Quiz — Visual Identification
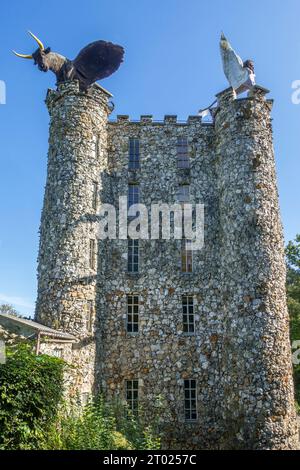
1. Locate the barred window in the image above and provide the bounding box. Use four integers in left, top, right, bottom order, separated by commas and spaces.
92, 181, 99, 211
129, 138, 140, 169
128, 239, 139, 273
182, 296, 195, 334
184, 379, 197, 421
127, 295, 139, 333
177, 184, 190, 203
177, 137, 190, 169
128, 184, 139, 209
89, 239, 96, 270
53, 348, 62, 358
126, 379, 139, 414
95, 135, 100, 158
181, 240, 193, 273
86, 300, 94, 332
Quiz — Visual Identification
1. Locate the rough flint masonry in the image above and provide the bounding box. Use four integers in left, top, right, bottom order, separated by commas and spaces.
34, 81, 299, 449
98, 198, 204, 250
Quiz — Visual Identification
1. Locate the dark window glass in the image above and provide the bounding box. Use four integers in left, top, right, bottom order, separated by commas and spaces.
129, 138, 140, 169
181, 240, 193, 273
182, 296, 195, 333
177, 137, 190, 169
127, 295, 139, 333
184, 379, 197, 421
128, 239, 139, 273
89, 239, 96, 270
128, 184, 140, 209
126, 380, 139, 414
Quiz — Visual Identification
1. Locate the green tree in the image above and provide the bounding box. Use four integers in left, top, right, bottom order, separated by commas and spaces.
286, 234, 300, 408
0, 303, 20, 316
0, 343, 65, 449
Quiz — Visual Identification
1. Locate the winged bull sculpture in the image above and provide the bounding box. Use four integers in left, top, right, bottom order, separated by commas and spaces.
199, 33, 256, 118
13, 31, 124, 90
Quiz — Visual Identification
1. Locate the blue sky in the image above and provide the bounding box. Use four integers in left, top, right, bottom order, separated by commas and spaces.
0, 0, 299, 316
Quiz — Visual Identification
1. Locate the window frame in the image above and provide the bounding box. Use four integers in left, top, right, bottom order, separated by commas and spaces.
128, 239, 139, 273
86, 300, 94, 333
128, 138, 140, 170
181, 240, 193, 273
92, 181, 99, 211
126, 379, 139, 415
177, 184, 190, 203
182, 295, 195, 334
177, 137, 190, 169
89, 238, 96, 270
128, 184, 140, 210
184, 379, 197, 422
127, 294, 139, 334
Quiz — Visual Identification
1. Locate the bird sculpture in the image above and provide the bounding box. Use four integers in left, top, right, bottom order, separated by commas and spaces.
199, 33, 256, 119
13, 31, 124, 90
220, 32, 255, 93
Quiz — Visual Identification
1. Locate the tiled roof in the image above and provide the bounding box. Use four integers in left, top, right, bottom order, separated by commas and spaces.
0, 313, 76, 341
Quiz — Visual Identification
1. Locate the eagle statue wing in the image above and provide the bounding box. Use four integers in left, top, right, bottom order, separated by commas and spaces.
73, 40, 124, 88
220, 34, 255, 92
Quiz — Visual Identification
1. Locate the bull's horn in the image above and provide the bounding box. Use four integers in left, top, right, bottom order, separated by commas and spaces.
13, 50, 33, 59
28, 30, 44, 51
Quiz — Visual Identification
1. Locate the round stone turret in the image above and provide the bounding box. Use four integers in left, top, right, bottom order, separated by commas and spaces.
35, 81, 112, 398
215, 86, 299, 449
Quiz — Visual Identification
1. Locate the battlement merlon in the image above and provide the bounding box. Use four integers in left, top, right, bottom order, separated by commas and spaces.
45, 80, 113, 114
216, 85, 273, 111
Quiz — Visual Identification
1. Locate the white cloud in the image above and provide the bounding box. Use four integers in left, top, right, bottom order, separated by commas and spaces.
0, 293, 34, 310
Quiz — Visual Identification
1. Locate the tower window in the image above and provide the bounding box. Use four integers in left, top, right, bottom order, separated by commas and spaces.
128, 240, 139, 273
184, 379, 197, 421
89, 239, 96, 270
129, 138, 140, 170
86, 300, 94, 332
95, 135, 100, 158
127, 295, 139, 333
177, 185, 190, 203
92, 181, 99, 211
177, 137, 190, 169
126, 379, 139, 414
181, 240, 193, 273
52, 348, 63, 358
182, 296, 195, 334
128, 184, 140, 210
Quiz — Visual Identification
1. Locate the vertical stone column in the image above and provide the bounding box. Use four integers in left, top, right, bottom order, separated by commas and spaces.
215, 86, 299, 449
35, 81, 111, 398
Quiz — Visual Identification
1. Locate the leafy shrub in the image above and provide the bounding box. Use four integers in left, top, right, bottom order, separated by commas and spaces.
286, 235, 300, 409
0, 343, 65, 449
43, 396, 161, 450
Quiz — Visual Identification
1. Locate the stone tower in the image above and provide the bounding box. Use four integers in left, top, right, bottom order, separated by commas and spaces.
214, 87, 299, 449
35, 80, 112, 397
35, 81, 298, 449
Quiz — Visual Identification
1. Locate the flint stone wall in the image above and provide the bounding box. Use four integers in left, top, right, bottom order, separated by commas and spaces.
35, 82, 299, 449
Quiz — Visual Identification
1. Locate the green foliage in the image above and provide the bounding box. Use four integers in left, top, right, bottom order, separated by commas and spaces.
286, 234, 300, 272
43, 397, 161, 450
0, 342, 161, 450
286, 235, 300, 408
0, 303, 20, 316
0, 343, 65, 449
